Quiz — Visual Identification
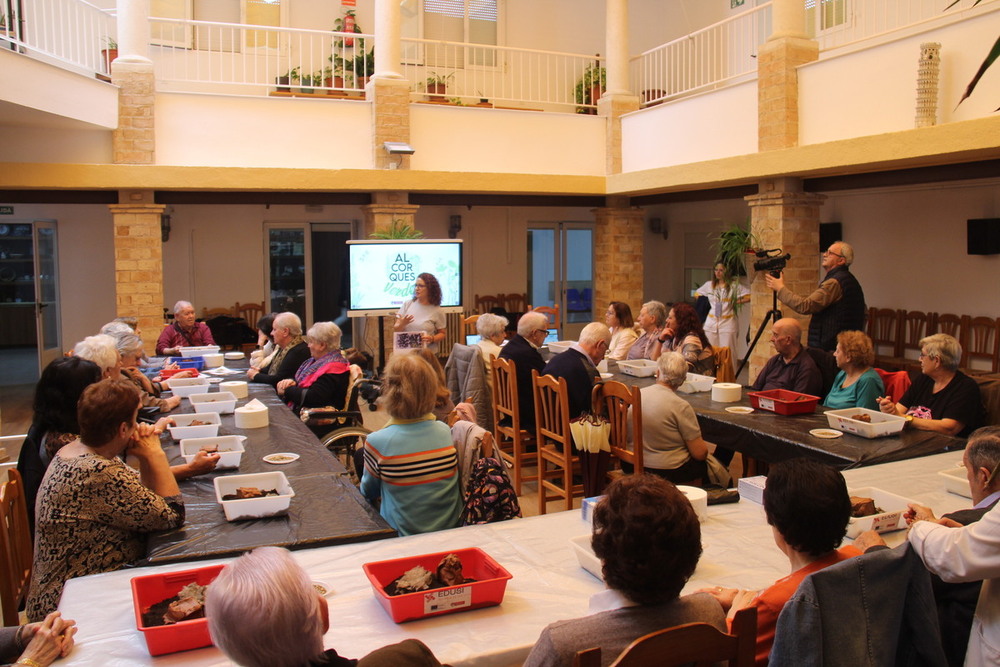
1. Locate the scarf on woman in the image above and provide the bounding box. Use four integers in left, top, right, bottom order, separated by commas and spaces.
294, 349, 350, 388
267, 334, 303, 375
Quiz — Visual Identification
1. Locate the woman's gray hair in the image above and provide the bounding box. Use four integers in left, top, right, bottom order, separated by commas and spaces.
274, 312, 303, 338
657, 351, 689, 388
921, 333, 962, 371
306, 321, 342, 351
112, 331, 144, 357
173, 300, 193, 315
206, 547, 324, 667
477, 312, 508, 339
100, 321, 133, 336
642, 301, 668, 328
73, 334, 120, 374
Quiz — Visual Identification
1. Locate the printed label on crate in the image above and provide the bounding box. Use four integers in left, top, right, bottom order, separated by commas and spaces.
871, 512, 901, 533
757, 397, 775, 412
424, 586, 471, 614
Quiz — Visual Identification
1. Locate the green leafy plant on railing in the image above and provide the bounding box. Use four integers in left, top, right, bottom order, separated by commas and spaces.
574, 63, 605, 113
370, 218, 423, 240
945, 0, 999, 110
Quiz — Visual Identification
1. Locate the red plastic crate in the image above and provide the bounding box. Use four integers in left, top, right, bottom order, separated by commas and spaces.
362, 547, 513, 623
131, 564, 224, 656
746, 389, 821, 415
160, 368, 200, 379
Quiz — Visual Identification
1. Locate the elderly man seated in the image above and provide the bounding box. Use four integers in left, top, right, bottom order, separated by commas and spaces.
750, 317, 823, 397
855, 426, 1000, 667
156, 300, 216, 356
541, 322, 611, 419
498, 310, 549, 431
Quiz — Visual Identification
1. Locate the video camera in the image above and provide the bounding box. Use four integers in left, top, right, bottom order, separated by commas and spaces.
752, 248, 791, 276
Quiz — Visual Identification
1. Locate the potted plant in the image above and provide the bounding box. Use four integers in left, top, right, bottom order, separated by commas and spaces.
573, 62, 605, 114
299, 70, 319, 94
424, 71, 454, 101
353, 48, 375, 89
101, 37, 118, 74
370, 218, 423, 240
276, 66, 299, 93
713, 223, 760, 313
328, 55, 347, 89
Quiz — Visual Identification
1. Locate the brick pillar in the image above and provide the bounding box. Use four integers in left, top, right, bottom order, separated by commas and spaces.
112, 60, 156, 164
598, 94, 641, 175
594, 199, 644, 318
745, 180, 825, 377
368, 78, 412, 170
109, 192, 165, 357
757, 36, 818, 151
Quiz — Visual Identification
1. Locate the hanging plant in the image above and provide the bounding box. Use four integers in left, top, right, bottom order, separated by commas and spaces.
370, 218, 423, 240
712, 223, 759, 313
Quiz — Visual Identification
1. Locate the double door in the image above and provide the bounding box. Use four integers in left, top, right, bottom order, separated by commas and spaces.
527, 222, 594, 340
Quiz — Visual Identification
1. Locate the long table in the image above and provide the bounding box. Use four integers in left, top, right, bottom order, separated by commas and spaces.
143, 362, 395, 565
607, 361, 963, 468
57, 450, 970, 666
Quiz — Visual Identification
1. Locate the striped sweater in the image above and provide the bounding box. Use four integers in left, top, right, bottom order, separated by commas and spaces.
360, 416, 462, 536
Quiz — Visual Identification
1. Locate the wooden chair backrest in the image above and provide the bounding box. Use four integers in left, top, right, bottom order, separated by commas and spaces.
934, 313, 964, 344
503, 292, 528, 313
900, 310, 933, 357
868, 308, 903, 357
202, 306, 235, 320
490, 357, 520, 436
532, 370, 571, 450
235, 301, 266, 327
464, 314, 480, 336
574, 606, 757, 667
529, 304, 561, 331
594, 381, 643, 474
714, 346, 736, 383
0, 468, 33, 626
965, 316, 1000, 373
475, 294, 503, 314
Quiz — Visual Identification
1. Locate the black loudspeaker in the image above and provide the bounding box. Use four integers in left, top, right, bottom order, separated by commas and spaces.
819, 222, 842, 252
968, 218, 1000, 255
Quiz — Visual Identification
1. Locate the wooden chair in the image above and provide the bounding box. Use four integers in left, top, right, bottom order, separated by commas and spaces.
874, 368, 912, 404
886, 309, 935, 372
574, 606, 757, 667
201, 306, 234, 320
714, 346, 736, 383
234, 301, 266, 328
532, 370, 582, 514
503, 292, 528, 314
529, 304, 561, 333
934, 312, 964, 344
964, 316, 1000, 374
867, 308, 903, 365
475, 294, 503, 314
463, 314, 480, 337
490, 357, 538, 496
594, 381, 643, 476
0, 468, 33, 626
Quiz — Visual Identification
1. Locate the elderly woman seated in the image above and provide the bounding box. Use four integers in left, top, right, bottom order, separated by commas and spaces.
476, 312, 509, 388
626, 300, 667, 360
26, 379, 185, 621
277, 321, 351, 415
72, 334, 121, 379
701, 458, 860, 664
206, 546, 444, 667
524, 475, 725, 666
623, 351, 716, 486
877, 333, 984, 437
824, 330, 884, 410
112, 331, 182, 413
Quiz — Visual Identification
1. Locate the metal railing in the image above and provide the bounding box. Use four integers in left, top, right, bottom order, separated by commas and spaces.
811, 0, 1000, 52
630, 3, 772, 107
399, 38, 604, 112
0, 0, 115, 75
149, 18, 374, 95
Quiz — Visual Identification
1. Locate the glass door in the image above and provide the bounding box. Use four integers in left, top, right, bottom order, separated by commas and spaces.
264, 224, 311, 327
34, 221, 60, 371
527, 222, 593, 340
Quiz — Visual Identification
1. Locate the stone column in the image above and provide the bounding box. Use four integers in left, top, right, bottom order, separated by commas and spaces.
598, 0, 640, 174
745, 179, 825, 377
369, 0, 411, 170
594, 198, 644, 317
757, 0, 817, 151
110, 191, 165, 357
373, 0, 403, 79
113, 0, 155, 164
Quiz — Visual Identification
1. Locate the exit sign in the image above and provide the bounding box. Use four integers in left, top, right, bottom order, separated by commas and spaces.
0, 206, 12, 215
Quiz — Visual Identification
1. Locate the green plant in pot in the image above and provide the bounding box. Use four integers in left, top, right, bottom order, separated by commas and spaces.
353, 47, 375, 89
712, 223, 760, 314
370, 218, 423, 240
101, 36, 118, 74
574, 63, 605, 114
424, 71, 455, 100
276, 66, 299, 92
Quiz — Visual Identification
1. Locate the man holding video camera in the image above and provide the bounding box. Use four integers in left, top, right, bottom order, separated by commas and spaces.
764, 241, 866, 352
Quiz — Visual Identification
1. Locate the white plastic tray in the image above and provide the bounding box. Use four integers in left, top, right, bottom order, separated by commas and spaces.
214, 472, 294, 521
569, 534, 603, 581
824, 408, 906, 439
845, 486, 917, 538
938, 466, 972, 499
179, 345, 220, 358
190, 391, 237, 414
618, 359, 657, 378
678, 372, 715, 394
168, 377, 211, 398
180, 435, 246, 469
167, 412, 221, 440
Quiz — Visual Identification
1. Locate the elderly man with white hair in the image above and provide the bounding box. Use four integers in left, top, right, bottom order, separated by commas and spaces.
498, 310, 550, 431
155, 300, 216, 356
206, 546, 445, 667
73, 334, 122, 379
541, 322, 611, 420
247, 311, 310, 387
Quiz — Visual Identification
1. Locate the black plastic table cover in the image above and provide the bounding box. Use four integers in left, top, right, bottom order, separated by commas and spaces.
606, 361, 962, 469
143, 363, 395, 565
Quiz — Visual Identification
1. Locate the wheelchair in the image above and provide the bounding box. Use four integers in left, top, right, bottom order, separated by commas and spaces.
300, 377, 381, 485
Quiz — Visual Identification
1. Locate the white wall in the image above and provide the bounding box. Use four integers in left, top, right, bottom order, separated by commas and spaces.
621, 80, 758, 173
410, 105, 605, 176
799, 10, 1000, 145
155, 93, 372, 168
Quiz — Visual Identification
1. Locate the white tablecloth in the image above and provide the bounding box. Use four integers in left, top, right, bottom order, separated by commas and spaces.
56, 450, 970, 666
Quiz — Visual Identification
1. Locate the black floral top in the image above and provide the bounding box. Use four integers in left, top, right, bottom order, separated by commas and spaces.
25, 453, 184, 621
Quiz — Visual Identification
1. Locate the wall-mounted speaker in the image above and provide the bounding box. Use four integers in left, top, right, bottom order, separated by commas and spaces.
968, 218, 1000, 255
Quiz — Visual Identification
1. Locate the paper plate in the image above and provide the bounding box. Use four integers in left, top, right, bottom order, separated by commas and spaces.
224, 352, 245, 360
725, 406, 754, 415
263, 452, 300, 464
311, 580, 333, 597
206, 377, 222, 384
810, 428, 843, 439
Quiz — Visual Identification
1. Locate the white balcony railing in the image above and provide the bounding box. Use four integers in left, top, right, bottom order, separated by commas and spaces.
811, 0, 1000, 53
1, 0, 115, 75
630, 3, 772, 107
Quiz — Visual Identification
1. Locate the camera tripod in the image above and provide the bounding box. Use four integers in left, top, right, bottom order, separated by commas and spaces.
734, 282, 783, 379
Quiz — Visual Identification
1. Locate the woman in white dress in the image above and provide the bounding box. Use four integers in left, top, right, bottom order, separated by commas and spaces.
695, 263, 750, 354
604, 301, 638, 361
